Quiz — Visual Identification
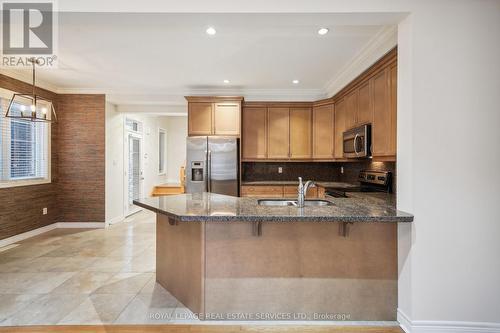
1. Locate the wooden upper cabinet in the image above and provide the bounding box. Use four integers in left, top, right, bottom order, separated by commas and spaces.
357, 81, 373, 125
267, 107, 290, 159
188, 102, 213, 135
344, 90, 357, 131
389, 64, 397, 154
334, 99, 346, 159
242, 107, 267, 159
214, 102, 240, 135
312, 104, 334, 159
372, 69, 393, 156
186, 97, 242, 136
289, 108, 312, 159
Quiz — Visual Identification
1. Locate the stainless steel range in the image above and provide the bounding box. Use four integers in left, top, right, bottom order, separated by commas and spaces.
325, 170, 392, 198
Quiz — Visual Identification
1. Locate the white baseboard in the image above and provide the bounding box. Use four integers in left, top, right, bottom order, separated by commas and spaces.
0, 223, 58, 248
106, 215, 125, 226
0, 222, 106, 249
56, 222, 106, 229
398, 309, 412, 333
398, 309, 500, 333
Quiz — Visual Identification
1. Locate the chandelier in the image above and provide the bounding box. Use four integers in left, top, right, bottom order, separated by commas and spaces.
5, 58, 57, 122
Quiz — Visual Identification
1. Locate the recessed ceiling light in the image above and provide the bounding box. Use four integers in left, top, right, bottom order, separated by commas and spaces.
318, 28, 329, 35
206, 27, 216, 35
223, 79, 230, 84
292, 79, 300, 84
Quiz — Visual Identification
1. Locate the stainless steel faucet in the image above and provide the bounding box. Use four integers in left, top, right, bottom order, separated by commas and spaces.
297, 177, 316, 208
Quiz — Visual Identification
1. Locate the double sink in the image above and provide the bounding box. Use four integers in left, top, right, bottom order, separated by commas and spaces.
258, 199, 333, 207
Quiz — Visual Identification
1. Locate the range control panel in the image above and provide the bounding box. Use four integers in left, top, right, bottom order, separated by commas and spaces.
358, 170, 391, 186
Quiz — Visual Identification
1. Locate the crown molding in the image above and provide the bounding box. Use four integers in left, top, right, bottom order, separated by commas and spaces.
323, 25, 397, 98
56, 88, 107, 94
0, 67, 60, 93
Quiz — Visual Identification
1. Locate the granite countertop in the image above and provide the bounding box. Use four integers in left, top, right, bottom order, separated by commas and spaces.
134, 192, 413, 223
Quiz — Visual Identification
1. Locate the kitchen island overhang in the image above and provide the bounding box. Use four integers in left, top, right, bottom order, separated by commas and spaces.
134, 193, 413, 321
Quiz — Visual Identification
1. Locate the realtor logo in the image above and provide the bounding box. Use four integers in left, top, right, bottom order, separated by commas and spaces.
3, 2, 53, 54
1, 1, 57, 67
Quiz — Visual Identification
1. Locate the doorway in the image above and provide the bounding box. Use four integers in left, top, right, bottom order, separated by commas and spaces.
124, 118, 144, 217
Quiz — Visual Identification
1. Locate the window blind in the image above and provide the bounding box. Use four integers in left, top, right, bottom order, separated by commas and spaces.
0, 88, 50, 184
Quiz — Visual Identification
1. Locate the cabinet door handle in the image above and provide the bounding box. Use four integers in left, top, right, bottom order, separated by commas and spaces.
354, 134, 359, 156
207, 150, 212, 192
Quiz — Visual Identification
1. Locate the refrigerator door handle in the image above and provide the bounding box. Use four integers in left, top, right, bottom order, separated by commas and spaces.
207, 150, 212, 193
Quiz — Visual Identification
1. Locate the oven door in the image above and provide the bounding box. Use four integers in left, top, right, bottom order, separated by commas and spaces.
343, 125, 370, 158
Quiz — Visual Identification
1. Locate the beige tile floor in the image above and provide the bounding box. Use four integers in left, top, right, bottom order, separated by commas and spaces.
0, 210, 197, 326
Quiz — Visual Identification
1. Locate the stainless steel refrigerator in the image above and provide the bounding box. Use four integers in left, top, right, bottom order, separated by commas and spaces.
185, 136, 239, 196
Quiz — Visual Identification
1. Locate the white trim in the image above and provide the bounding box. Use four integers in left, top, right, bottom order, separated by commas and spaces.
0, 178, 51, 189
0, 223, 57, 249
56, 222, 106, 229
0, 68, 59, 93
0, 222, 107, 248
397, 309, 500, 333
398, 308, 412, 333
106, 214, 125, 226
324, 25, 398, 97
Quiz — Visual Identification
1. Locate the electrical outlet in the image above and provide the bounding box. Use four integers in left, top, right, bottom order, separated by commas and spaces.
340, 166, 344, 174
278, 167, 283, 174
42, 208, 48, 215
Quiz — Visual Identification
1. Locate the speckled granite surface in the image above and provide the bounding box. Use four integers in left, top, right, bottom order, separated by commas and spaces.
134, 192, 413, 223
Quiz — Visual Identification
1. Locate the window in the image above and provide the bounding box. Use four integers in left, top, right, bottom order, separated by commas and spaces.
0, 88, 51, 188
158, 129, 166, 174
126, 118, 142, 133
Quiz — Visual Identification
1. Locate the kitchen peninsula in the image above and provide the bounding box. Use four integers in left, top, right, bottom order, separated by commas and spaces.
134, 193, 413, 321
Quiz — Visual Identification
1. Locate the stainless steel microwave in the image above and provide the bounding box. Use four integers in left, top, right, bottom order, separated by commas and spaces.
343, 124, 371, 158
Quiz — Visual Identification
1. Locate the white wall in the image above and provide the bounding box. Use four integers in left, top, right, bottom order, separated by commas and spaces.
396, 1, 500, 330
105, 102, 124, 223
166, 116, 187, 183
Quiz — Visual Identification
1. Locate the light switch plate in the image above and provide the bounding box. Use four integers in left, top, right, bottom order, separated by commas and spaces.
42, 208, 48, 215
278, 167, 283, 174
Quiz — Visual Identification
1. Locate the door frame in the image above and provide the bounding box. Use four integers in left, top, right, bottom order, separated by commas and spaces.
123, 118, 144, 217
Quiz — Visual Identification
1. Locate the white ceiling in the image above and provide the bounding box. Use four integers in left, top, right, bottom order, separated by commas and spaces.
4, 13, 402, 111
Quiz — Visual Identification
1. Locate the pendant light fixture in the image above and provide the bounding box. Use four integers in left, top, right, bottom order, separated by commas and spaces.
5, 57, 57, 122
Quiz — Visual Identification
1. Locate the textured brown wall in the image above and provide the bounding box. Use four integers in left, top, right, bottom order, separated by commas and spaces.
0, 74, 106, 240
57, 94, 105, 222
0, 74, 59, 240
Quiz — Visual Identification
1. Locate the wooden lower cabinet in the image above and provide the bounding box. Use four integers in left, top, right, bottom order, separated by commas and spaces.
241, 185, 324, 199
283, 186, 318, 198
241, 185, 283, 197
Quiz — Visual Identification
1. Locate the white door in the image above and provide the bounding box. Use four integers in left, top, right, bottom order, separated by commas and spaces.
125, 133, 143, 216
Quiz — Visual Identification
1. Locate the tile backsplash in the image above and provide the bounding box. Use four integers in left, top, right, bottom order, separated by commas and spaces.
242, 162, 337, 182
242, 161, 396, 192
